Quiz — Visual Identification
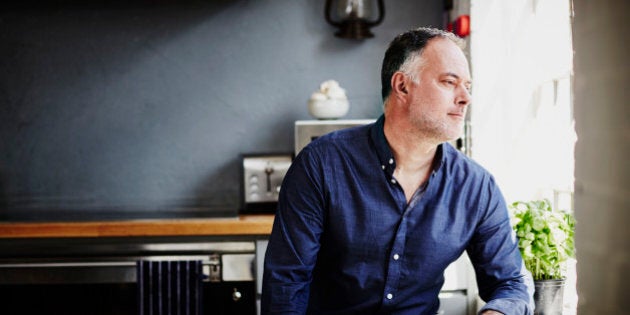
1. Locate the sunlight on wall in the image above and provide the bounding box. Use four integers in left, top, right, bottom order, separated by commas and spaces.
470, 0, 577, 313
470, 0, 575, 208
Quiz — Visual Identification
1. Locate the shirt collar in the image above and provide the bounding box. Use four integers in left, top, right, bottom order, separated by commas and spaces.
369, 114, 446, 177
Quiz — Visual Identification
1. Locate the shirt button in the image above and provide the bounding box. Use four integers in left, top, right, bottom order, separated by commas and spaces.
390, 179, 396, 184
386, 293, 393, 300
393, 254, 400, 260
388, 158, 394, 164
381, 165, 386, 170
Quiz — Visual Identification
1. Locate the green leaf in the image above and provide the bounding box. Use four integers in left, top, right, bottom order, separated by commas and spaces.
532, 217, 546, 231
508, 198, 575, 280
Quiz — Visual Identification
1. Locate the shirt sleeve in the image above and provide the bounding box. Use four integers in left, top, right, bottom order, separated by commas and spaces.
261, 147, 326, 315
467, 175, 535, 315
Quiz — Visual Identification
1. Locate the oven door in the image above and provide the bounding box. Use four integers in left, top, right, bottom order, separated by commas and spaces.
0, 240, 257, 315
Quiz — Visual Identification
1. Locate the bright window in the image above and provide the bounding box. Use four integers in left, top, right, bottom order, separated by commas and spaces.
470, 0, 576, 313
470, 0, 575, 206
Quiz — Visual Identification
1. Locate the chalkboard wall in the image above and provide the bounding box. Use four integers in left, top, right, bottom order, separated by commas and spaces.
0, 0, 442, 220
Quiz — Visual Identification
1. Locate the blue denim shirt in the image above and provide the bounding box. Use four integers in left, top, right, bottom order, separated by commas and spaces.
262, 115, 533, 315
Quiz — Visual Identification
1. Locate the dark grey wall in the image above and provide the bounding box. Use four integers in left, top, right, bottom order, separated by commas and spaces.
0, 0, 442, 220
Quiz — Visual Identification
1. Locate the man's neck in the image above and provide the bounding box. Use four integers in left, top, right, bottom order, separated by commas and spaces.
383, 117, 439, 171
383, 118, 439, 202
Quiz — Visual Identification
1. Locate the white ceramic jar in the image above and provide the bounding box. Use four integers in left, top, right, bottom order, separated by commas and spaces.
307, 80, 350, 119
308, 98, 350, 119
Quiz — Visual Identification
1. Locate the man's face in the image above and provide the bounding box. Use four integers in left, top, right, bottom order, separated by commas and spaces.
405, 38, 472, 142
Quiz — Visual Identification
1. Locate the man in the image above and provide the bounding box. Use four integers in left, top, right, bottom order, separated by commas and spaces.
262, 27, 533, 315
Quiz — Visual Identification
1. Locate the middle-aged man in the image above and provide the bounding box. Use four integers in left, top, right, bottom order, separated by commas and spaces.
262, 27, 534, 315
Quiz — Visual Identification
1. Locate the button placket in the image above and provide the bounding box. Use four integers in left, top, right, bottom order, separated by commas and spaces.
382, 214, 407, 305
388, 158, 396, 185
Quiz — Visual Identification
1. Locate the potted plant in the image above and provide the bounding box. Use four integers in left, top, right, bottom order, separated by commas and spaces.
509, 199, 575, 315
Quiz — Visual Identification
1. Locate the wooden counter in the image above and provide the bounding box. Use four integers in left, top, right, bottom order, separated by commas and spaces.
0, 214, 275, 239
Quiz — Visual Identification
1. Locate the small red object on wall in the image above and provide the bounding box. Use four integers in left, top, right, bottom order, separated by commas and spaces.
447, 15, 470, 38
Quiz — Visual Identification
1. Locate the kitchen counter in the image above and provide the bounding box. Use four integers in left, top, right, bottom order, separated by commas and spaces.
0, 214, 275, 239
0, 215, 274, 314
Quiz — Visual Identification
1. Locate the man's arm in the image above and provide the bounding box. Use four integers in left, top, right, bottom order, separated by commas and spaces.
261, 148, 326, 314
467, 176, 534, 315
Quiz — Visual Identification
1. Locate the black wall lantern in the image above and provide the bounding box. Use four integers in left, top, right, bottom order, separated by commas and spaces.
325, 0, 385, 39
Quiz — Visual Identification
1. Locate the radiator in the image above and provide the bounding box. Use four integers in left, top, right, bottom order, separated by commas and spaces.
137, 260, 203, 315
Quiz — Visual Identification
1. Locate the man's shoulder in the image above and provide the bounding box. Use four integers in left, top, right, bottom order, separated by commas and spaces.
308, 123, 373, 150
442, 143, 494, 179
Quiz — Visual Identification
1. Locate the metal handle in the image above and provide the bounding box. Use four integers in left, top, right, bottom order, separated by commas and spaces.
232, 288, 242, 302
264, 164, 274, 192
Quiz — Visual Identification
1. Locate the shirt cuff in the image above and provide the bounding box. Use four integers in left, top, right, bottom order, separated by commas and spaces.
478, 298, 533, 315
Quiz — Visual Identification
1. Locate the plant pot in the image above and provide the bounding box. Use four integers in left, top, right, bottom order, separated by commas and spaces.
534, 279, 565, 315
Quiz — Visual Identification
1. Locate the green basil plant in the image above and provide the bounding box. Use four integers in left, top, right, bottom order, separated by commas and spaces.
509, 199, 575, 280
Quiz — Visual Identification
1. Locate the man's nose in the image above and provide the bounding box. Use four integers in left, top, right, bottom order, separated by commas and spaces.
456, 86, 471, 106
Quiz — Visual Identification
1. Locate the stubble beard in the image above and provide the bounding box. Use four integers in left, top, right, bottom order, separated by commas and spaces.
411, 113, 464, 143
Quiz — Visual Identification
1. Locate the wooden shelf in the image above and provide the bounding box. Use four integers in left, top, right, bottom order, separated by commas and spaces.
0, 215, 275, 239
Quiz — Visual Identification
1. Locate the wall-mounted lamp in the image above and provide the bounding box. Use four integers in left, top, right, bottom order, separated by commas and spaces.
325, 0, 385, 39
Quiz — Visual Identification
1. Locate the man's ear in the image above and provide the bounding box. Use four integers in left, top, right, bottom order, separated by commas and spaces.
391, 72, 409, 97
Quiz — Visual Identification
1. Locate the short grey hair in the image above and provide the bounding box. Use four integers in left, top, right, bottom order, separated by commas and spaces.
380, 27, 465, 102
